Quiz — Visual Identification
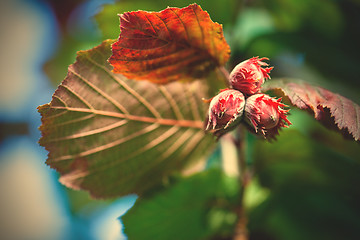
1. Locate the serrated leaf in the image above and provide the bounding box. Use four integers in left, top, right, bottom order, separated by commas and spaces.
122, 169, 240, 240
38, 40, 215, 198
262, 79, 360, 141
109, 3, 230, 84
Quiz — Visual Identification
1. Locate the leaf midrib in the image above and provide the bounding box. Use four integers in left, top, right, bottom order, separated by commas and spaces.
48, 106, 203, 129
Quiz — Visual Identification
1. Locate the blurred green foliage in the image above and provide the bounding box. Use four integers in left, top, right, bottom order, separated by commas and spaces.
251, 128, 360, 240
122, 168, 240, 240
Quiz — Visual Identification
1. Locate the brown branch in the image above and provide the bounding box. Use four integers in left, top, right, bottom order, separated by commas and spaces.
233, 206, 248, 240
233, 126, 249, 240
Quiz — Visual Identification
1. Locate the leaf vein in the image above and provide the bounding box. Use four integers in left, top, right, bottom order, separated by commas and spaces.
143, 13, 158, 36
159, 86, 184, 120
161, 128, 195, 159
120, 24, 168, 43
84, 53, 162, 118
191, 6, 205, 49
118, 41, 170, 51
113, 47, 190, 62
73, 125, 181, 176
52, 95, 68, 108
186, 85, 201, 121
174, 130, 206, 165
69, 68, 130, 114
51, 123, 160, 162
154, 12, 172, 39
130, 128, 194, 177
120, 53, 209, 75
47, 106, 204, 129
60, 84, 94, 109
169, 8, 190, 42
46, 113, 95, 128
47, 119, 128, 142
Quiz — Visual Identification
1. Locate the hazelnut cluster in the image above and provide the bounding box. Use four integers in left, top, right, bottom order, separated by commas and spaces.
205, 57, 291, 139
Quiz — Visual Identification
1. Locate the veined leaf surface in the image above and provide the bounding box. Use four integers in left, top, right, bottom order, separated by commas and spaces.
109, 3, 230, 83
38, 40, 215, 198
262, 79, 360, 141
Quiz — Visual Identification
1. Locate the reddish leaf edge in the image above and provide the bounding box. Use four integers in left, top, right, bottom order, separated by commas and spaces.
120, 3, 231, 65
109, 3, 230, 84
262, 79, 360, 141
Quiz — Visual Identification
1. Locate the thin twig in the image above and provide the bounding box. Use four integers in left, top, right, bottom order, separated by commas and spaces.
214, 66, 230, 89
219, 66, 230, 80
233, 126, 249, 240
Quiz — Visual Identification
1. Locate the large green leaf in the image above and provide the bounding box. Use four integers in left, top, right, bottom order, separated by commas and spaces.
122, 168, 240, 240
38, 40, 215, 198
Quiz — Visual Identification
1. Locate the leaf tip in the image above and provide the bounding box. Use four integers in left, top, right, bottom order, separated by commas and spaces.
37, 103, 50, 112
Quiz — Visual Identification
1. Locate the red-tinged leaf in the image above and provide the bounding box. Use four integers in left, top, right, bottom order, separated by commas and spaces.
109, 3, 230, 84
38, 40, 215, 198
262, 79, 360, 141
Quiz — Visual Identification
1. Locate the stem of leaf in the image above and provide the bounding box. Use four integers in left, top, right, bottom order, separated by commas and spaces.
219, 66, 230, 82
